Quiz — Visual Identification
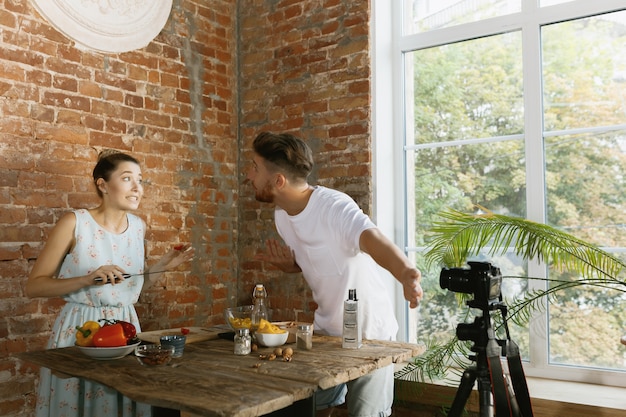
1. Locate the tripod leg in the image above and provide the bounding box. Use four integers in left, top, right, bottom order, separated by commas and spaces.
476, 372, 494, 417
447, 367, 477, 417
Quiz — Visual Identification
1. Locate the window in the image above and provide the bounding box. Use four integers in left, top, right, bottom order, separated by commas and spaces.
379, 0, 626, 387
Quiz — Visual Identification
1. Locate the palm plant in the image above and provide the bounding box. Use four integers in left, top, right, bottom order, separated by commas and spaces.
395, 207, 626, 383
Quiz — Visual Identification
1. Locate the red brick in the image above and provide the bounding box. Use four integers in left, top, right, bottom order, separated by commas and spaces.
1, 99, 29, 118
79, 81, 102, 98
45, 57, 91, 78
0, 225, 43, 243
88, 131, 129, 150
0, 118, 32, 137
57, 44, 82, 63
34, 123, 88, 144
56, 109, 82, 124
83, 115, 105, 131
0, 9, 17, 27
119, 51, 159, 69
93, 70, 137, 92
0, 61, 25, 82
125, 94, 144, 108
41, 92, 91, 112
103, 88, 124, 103
161, 72, 179, 88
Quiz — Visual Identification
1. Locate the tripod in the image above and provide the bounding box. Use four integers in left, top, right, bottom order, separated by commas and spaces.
447, 312, 500, 417
440, 262, 533, 417
446, 303, 529, 417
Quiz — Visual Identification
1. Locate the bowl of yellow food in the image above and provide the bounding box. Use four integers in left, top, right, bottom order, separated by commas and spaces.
255, 331, 288, 347
223, 305, 254, 331
255, 319, 288, 347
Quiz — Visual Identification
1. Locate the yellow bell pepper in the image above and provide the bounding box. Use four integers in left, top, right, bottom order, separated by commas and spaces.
75, 321, 101, 347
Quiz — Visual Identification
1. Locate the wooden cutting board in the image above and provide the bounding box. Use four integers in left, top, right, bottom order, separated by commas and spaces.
137, 326, 222, 344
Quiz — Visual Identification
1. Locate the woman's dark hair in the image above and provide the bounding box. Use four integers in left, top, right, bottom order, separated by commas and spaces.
92, 150, 140, 197
252, 132, 314, 181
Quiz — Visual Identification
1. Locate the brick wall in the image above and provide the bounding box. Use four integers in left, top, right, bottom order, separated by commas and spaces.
238, 0, 372, 322
0, 1, 238, 415
1, 0, 373, 415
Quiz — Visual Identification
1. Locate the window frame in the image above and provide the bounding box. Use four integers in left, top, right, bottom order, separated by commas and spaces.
373, 0, 626, 387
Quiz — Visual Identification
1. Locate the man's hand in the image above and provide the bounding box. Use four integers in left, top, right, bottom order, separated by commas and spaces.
254, 239, 302, 273
400, 267, 423, 309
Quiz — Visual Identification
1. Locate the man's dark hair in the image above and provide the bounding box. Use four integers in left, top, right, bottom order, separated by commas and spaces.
252, 132, 314, 181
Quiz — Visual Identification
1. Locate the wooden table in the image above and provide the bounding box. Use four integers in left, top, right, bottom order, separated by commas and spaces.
18, 334, 421, 417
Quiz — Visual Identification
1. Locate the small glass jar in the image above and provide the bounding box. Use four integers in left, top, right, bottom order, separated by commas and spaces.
296, 324, 312, 350
234, 328, 251, 355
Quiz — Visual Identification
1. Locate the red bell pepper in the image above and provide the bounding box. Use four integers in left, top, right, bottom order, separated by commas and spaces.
93, 321, 127, 347
117, 320, 137, 340
93, 319, 137, 347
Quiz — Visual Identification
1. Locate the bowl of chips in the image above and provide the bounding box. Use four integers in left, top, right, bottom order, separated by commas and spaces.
223, 305, 254, 331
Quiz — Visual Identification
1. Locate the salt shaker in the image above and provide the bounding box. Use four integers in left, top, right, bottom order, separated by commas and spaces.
296, 324, 312, 350
234, 328, 251, 355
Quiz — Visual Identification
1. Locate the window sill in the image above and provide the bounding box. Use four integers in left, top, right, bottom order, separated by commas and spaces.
394, 375, 626, 416
524, 376, 625, 413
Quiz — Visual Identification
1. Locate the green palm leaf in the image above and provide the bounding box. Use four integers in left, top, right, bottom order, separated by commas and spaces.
424, 207, 626, 282
399, 207, 626, 384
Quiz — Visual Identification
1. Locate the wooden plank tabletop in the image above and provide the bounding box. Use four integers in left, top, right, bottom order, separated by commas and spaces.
18, 335, 421, 417
137, 326, 222, 344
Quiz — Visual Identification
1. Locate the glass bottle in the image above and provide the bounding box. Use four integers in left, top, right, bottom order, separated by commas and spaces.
234, 328, 251, 355
296, 324, 312, 350
251, 283, 268, 332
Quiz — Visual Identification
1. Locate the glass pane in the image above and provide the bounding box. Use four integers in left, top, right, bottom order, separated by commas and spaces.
407, 31, 528, 356
544, 11, 626, 371
542, 11, 626, 132
545, 131, 626, 248
548, 260, 626, 370
410, 32, 524, 146
410, 140, 529, 356
545, 131, 626, 370
411, 141, 527, 242
405, 0, 521, 35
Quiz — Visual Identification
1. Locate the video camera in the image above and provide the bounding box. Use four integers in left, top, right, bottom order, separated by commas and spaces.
440, 261, 503, 310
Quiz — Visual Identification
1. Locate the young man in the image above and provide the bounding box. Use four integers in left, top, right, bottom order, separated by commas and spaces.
247, 131, 423, 417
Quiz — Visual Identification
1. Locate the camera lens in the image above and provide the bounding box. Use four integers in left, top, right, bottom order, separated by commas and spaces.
440, 267, 473, 294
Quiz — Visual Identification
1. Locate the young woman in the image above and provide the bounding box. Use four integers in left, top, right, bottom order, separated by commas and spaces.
27, 150, 193, 417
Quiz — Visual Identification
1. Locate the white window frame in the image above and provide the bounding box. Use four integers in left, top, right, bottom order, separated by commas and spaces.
372, 0, 626, 387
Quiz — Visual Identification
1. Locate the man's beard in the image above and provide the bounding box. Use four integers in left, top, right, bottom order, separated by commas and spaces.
254, 180, 274, 203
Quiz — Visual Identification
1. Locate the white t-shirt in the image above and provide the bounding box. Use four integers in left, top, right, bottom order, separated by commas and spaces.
275, 186, 398, 340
